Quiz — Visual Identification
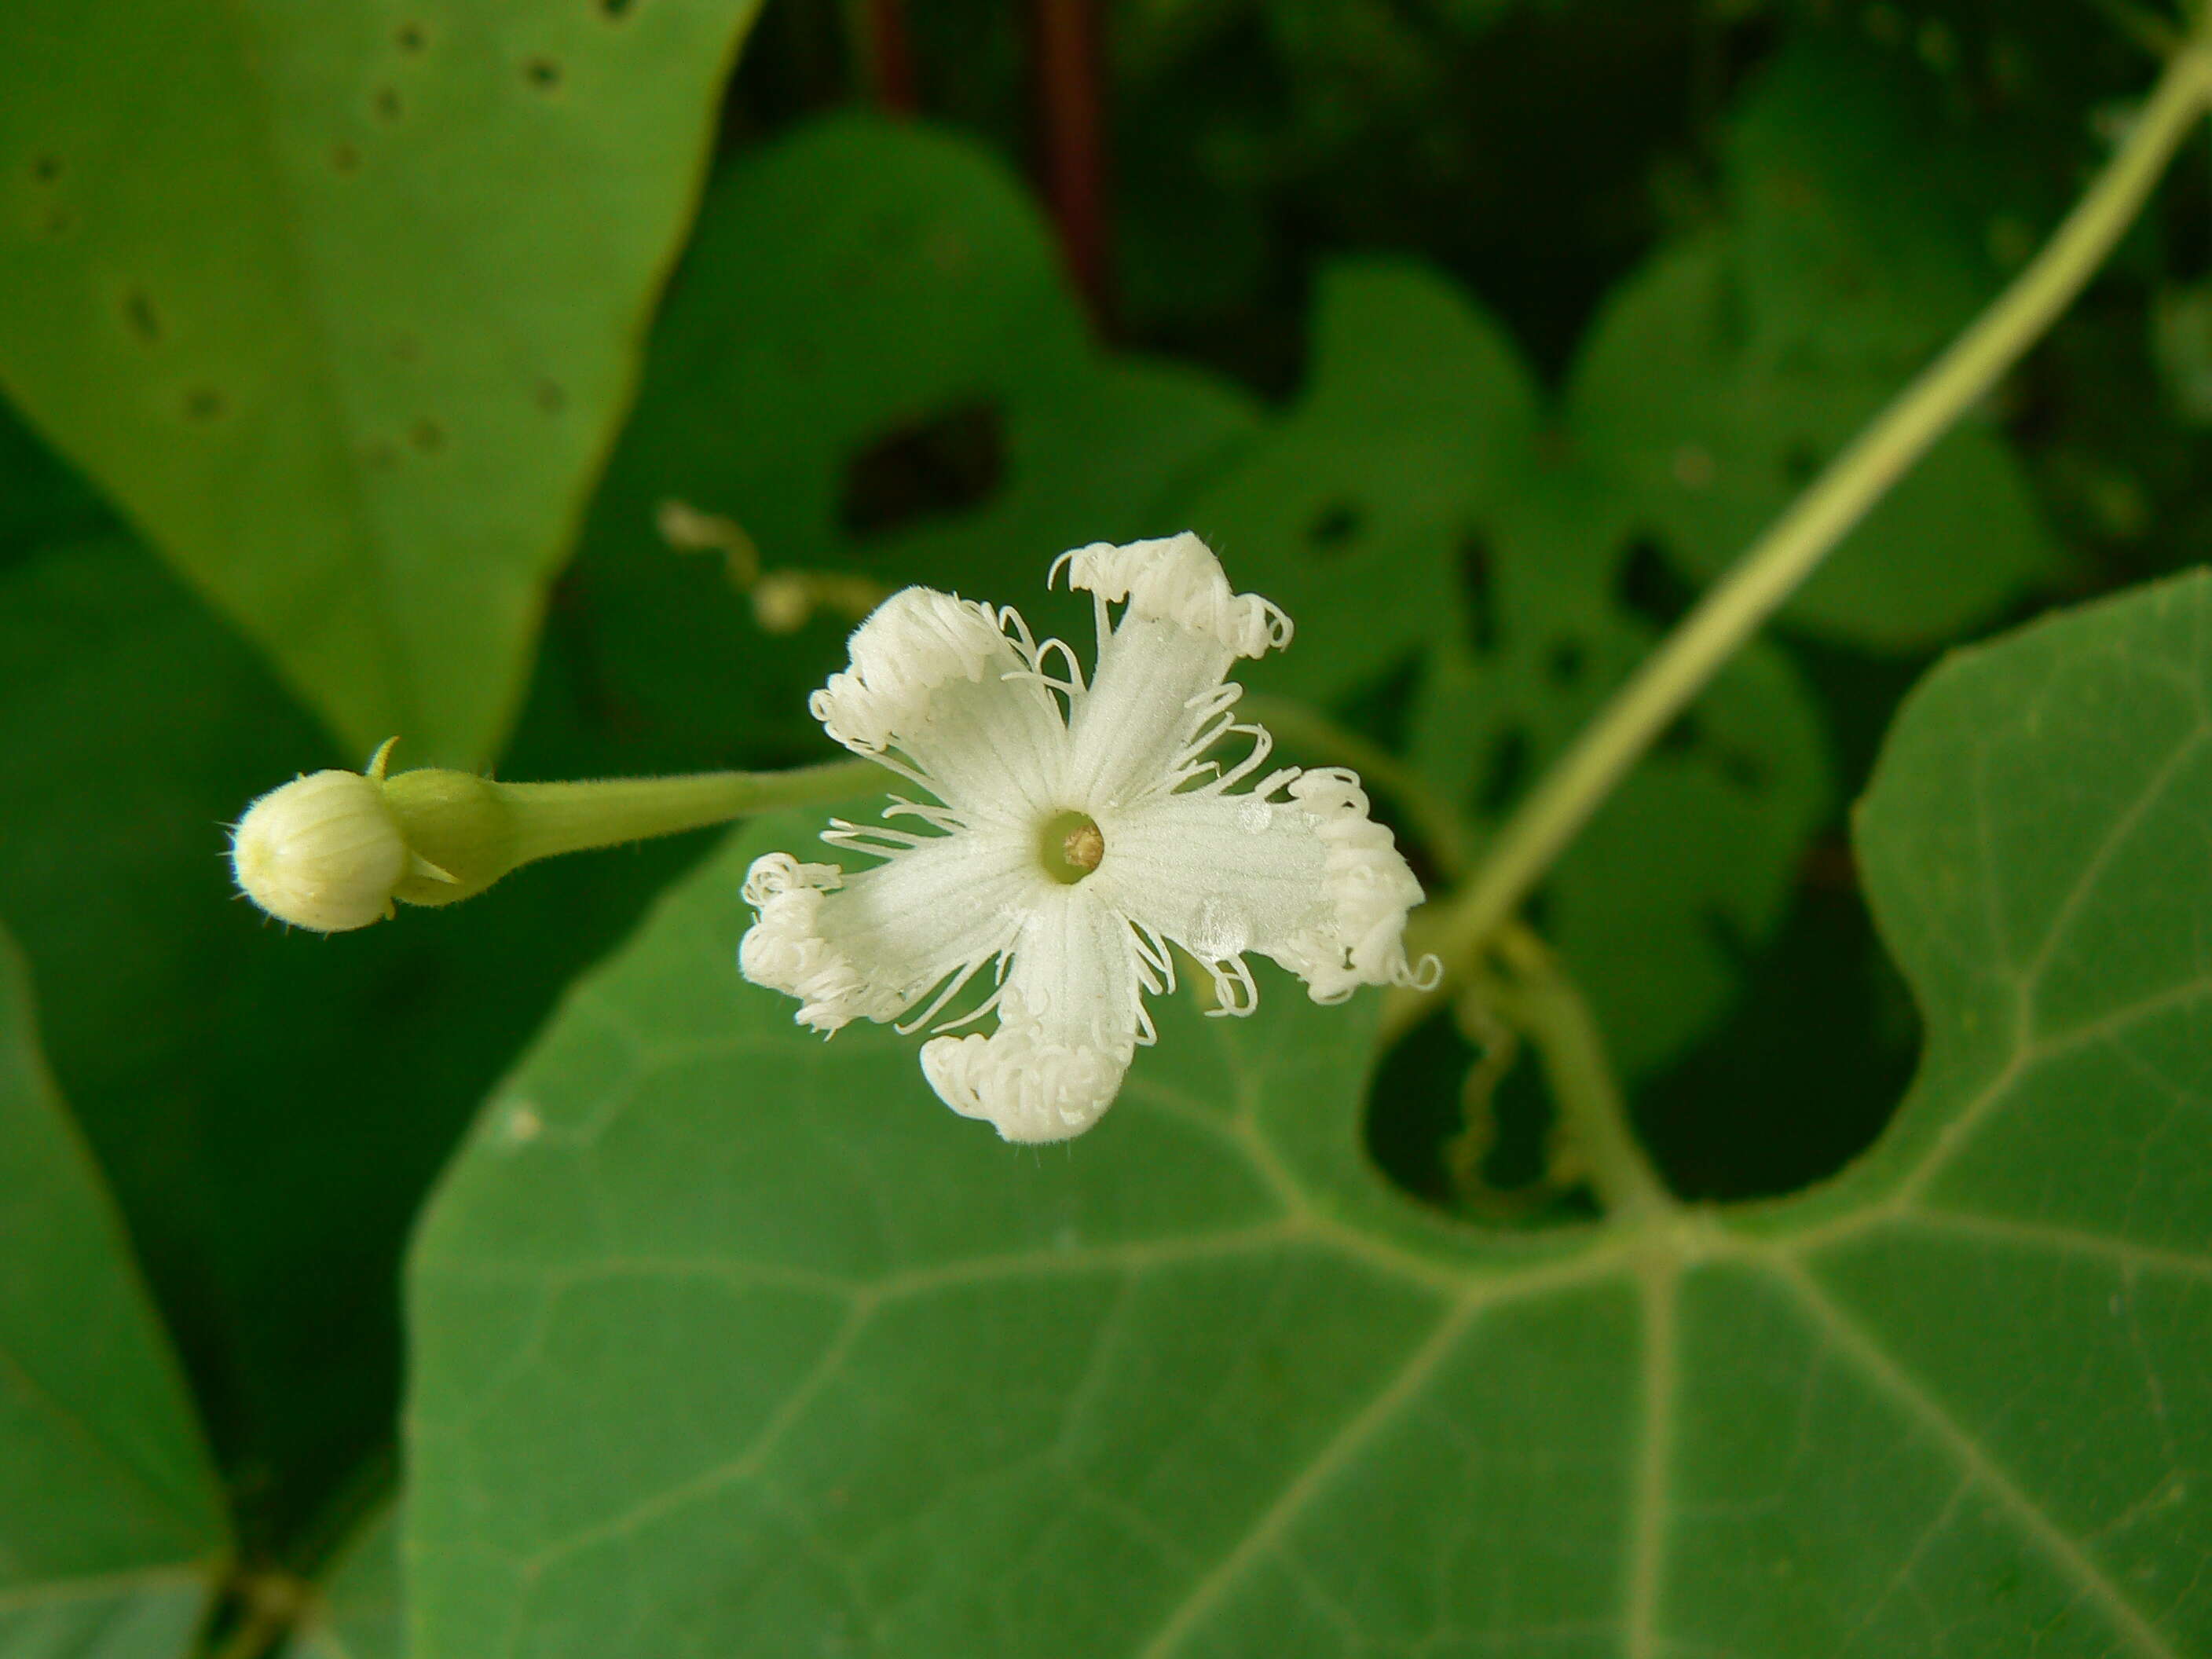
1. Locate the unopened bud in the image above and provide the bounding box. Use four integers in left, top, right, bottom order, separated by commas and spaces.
230, 770, 411, 932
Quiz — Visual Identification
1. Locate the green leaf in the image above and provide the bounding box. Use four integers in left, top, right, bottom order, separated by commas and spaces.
1571, 234, 2061, 651
0, 0, 767, 764
281, 1504, 401, 1659
1569, 31, 2069, 653
408, 571, 2211, 1655
1188, 260, 1829, 1074
564, 113, 1259, 756
0, 921, 228, 1657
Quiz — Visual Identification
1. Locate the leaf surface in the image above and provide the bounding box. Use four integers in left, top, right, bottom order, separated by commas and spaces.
0, 0, 766, 762
408, 570, 2212, 1656
0, 924, 227, 1658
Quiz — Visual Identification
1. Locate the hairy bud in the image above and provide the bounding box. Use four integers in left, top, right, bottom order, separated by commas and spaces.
230, 770, 411, 932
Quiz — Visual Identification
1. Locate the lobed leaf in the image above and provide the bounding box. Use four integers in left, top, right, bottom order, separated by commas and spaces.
406, 572, 2212, 1655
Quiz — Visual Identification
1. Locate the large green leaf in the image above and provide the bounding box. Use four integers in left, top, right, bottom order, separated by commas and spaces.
0, 924, 228, 1657
408, 572, 2211, 1657
0, 0, 766, 764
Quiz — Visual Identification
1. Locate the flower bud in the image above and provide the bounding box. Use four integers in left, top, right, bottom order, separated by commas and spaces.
230, 770, 410, 932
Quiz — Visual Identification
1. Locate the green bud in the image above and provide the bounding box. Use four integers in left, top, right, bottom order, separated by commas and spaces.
228, 742, 884, 933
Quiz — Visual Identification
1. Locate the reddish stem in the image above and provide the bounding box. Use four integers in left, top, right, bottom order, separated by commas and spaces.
1027, 0, 1114, 329
862, 0, 918, 116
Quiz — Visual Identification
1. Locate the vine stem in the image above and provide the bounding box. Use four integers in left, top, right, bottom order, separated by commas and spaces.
1487, 923, 1675, 1218
1415, 41, 2212, 986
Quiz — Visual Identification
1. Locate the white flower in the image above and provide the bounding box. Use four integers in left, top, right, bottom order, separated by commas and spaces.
738, 532, 1438, 1143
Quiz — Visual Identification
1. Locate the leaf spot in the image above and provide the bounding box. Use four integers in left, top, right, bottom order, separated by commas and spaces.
410, 418, 445, 454
395, 21, 429, 53
181, 386, 227, 423
372, 86, 403, 123
533, 379, 566, 414
1459, 531, 1501, 656
1306, 500, 1364, 555
600, 0, 636, 16
524, 57, 564, 92
123, 287, 163, 346
30, 153, 61, 184
331, 141, 361, 175
1546, 636, 1585, 689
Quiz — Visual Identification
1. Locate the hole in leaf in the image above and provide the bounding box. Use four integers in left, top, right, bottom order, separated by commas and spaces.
840, 401, 1004, 540
1475, 724, 1531, 819
1366, 1009, 1599, 1228
525, 57, 562, 90
372, 86, 402, 122
1306, 500, 1363, 555
123, 287, 162, 345
31, 154, 61, 183
395, 21, 427, 53
410, 419, 445, 454
1459, 531, 1502, 656
1545, 637, 1585, 689
1614, 537, 1692, 629
1637, 871, 1917, 1202
181, 387, 226, 423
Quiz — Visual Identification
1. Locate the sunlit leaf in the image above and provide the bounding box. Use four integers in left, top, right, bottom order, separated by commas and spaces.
0, 922, 227, 1658
0, 0, 767, 763
407, 569, 2212, 1655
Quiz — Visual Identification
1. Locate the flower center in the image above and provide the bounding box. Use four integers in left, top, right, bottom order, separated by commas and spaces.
1038, 809, 1104, 884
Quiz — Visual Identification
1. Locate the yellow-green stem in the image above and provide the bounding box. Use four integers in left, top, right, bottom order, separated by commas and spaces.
499, 760, 884, 866
1420, 40, 2212, 987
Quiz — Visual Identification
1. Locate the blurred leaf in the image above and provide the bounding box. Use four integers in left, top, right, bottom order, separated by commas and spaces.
1183, 261, 1539, 705
567, 113, 1259, 757
0, 923, 228, 1657
1572, 235, 2061, 649
0, 537, 705, 1547
280, 1504, 401, 1659
1187, 260, 1829, 1075
1725, 36, 2011, 368
407, 564, 2211, 1657
2151, 279, 2212, 424
0, 0, 767, 764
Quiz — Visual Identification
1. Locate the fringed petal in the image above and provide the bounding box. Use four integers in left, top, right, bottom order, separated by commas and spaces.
807, 587, 1067, 822
738, 826, 1042, 1034
920, 884, 1146, 1143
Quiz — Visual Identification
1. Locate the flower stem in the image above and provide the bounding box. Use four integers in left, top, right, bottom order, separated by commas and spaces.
500, 760, 885, 866
1420, 40, 2212, 980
